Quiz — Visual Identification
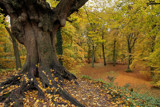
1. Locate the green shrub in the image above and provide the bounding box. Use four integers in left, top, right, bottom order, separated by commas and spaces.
106, 71, 119, 82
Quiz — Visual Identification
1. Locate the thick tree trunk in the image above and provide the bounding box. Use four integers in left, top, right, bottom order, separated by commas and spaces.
126, 33, 137, 72
127, 47, 132, 72
56, 28, 63, 65
0, 0, 88, 106
5, 27, 22, 70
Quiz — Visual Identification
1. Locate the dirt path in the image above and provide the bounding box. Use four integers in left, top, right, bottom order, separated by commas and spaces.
79, 63, 160, 98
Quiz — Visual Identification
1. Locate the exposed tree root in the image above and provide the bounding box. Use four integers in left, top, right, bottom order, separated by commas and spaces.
52, 65, 77, 80
0, 67, 84, 107
0, 75, 21, 87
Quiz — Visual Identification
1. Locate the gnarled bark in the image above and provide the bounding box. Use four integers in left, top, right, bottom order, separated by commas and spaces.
0, 0, 88, 106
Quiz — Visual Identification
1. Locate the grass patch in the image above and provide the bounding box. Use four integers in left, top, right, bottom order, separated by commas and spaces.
81, 75, 92, 80
94, 78, 107, 84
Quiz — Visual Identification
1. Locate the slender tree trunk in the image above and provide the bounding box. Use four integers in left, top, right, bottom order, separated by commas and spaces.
94, 47, 96, 63
56, 28, 63, 65
150, 35, 156, 77
5, 27, 21, 70
92, 44, 95, 68
102, 43, 106, 66
113, 39, 116, 66
101, 28, 106, 66
88, 44, 91, 63
128, 54, 132, 70
127, 43, 132, 72
3, 43, 7, 58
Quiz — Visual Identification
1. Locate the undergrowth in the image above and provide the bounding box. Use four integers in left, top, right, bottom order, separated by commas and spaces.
81, 75, 92, 80
81, 75, 160, 107
104, 82, 160, 107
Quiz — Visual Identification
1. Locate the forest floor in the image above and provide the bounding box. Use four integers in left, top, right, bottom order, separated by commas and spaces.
0, 70, 121, 107
78, 62, 160, 98
0, 62, 160, 106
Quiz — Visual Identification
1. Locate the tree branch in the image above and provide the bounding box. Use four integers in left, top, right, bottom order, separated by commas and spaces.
55, 0, 88, 26
147, 2, 160, 6
131, 38, 137, 50
68, 0, 88, 16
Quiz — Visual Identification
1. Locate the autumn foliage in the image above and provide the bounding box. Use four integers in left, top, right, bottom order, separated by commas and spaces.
0, 0, 160, 106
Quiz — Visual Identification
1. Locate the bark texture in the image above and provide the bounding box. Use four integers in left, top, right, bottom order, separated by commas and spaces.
0, 0, 88, 106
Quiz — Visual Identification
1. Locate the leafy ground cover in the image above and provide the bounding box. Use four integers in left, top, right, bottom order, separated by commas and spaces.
0, 69, 160, 107
81, 76, 160, 107
0, 70, 111, 107
79, 63, 160, 98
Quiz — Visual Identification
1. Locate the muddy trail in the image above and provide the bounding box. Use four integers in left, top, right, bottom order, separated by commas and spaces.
79, 63, 160, 98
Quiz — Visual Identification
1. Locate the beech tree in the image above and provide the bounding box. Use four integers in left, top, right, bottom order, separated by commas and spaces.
0, 0, 88, 106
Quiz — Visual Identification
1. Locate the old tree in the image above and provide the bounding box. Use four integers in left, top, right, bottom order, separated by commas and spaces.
0, 0, 88, 106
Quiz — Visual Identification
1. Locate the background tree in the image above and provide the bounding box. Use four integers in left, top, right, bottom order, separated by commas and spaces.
0, 15, 17, 69
5, 26, 22, 70
56, 28, 63, 65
